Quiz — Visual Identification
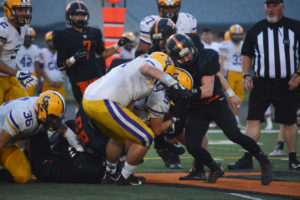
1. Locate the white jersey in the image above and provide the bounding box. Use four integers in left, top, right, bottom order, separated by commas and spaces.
139, 12, 197, 45
16, 44, 41, 73
134, 88, 170, 121
84, 56, 164, 107
202, 41, 220, 52
0, 17, 27, 76
40, 48, 63, 82
120, 47, 135, 60
0, 96, 43, 145
219, 41, 243, 72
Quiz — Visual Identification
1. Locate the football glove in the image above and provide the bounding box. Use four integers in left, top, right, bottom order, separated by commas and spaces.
167, 83, 192, 103
16, 70, 38, 89
117, 36, 130, 47
74, 48, 89, 62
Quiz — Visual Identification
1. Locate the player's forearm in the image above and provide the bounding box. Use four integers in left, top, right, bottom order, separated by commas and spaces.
242, 55, 252, 76
101, 46, 118, 59
34, 62, 42, 82
219, 56, 225, 75
57, 124, 84, 152
0, 60, 17, 76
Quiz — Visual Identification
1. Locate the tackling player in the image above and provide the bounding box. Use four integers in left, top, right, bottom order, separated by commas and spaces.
0, 0, 37, 105
83, 52, 190, 185
135, 0, 197, 56
0, 90, 83, 183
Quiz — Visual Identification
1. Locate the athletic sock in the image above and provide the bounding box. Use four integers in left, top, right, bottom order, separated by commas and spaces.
106, 161, 117, 174
276, 141, 284, 150
235, 116, 240, 124
121, 161, 137, 179
289, 152, 297, 162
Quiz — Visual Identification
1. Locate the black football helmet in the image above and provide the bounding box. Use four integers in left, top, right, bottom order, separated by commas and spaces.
66, 1, 89, 28
150, 18, 177, 51
166, 33, 196, 68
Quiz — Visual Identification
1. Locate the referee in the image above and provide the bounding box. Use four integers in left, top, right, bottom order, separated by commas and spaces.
228, 0, 300, 170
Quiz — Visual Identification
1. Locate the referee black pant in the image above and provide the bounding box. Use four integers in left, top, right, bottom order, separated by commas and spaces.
185, 99, 266, 170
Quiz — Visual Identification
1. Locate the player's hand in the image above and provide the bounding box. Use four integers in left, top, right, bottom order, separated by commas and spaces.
117, 37, 130, 47
243, 76, 253, 92
74, 48, 89, 62
167, 83, 192, 103
228, 95, 242, 110
288, 73, 300, 91
16, 70, 38, 89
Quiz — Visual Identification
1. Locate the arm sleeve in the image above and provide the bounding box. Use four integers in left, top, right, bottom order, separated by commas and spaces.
241, 30, 255, 57
139, 16, 157, 45
189, 14, 198, 34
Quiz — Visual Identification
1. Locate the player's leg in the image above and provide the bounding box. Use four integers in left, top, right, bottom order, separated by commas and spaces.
0, 145, 31, 183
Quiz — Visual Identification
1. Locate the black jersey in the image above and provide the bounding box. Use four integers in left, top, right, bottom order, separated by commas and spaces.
185, 49, 225, 105
53, 27, 105, 82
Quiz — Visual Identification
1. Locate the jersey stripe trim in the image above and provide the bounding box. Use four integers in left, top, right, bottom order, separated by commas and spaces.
145, 105, 165, 115
6, 116, 18, 134
104, 100, 152, 146
0, 36, 7, 41
9, 111, 20, 130
139, 38, 151, 45
145, 60, 155, 66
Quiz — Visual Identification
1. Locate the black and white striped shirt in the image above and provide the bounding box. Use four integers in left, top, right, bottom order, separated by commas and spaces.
242, 17, 300, 79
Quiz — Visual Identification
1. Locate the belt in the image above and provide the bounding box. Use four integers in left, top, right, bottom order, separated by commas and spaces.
192, 94, 220, 105
256, 75, 290, 82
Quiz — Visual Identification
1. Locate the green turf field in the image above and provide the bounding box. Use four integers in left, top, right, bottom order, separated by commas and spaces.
1, 125, 299, 200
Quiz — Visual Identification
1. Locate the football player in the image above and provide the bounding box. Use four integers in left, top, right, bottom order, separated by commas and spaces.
16, 27, 42, 96
135, 0, 197, 57
0, 0, 37, 105
0, 90, 83, 183
40, 31, 65, 98
166, 33, 272, 185
83, 52, 190, 185
53, 1, 130, 104
219, 24, 244, 128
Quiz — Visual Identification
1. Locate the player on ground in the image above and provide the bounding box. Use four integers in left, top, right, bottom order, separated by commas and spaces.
0, 91, 83, 183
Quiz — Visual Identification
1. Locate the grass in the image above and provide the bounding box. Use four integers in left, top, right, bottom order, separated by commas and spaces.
1, 128, 299, 200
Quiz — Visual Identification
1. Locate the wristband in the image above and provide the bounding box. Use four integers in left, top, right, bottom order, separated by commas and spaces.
191, 87, 202, 98
113, 43, 120, 50
226, 88, 235, 97
160, 73, 178, 87
243, 74, 250, 79
69, 56, 76, 65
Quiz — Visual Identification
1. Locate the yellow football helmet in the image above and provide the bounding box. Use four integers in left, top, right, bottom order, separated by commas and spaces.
45, 31, 53, 41
173, 67, 193, 90
150, 51, 175, 76
35, 90, 66, 130
229, 24, 244, 35
122, 32, 136, 43
25, 27, 35, 37
157, 0, 181, 21
2, 0, 32, 26
224, 30, 230, 41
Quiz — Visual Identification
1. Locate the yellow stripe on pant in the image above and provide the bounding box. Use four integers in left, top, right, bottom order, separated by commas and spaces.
227, 70, 245, 100
0, 144, 31, 183
0, 76, 28, 106
82, 98, 154, 146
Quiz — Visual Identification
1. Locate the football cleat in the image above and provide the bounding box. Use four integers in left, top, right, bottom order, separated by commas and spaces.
179, 167, 206, 181
268, 148, 286, 157
260, 159, 273, 185
116, 174, 146, 186
205, 166, 224, 183
228, 156, 253, 170
289, 159, 300, 170
101, 171, 118, 184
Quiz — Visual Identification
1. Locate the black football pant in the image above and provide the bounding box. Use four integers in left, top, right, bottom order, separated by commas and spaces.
185, 99, 266, 170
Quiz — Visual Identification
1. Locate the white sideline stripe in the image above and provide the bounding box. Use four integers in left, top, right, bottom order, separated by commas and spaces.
209, 140, 263, 145
228, 193, 264, 200
208, 129, 300, 134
